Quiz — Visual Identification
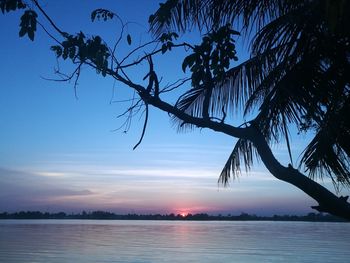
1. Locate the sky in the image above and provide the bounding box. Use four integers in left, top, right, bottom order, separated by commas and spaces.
0, 0, 347, 216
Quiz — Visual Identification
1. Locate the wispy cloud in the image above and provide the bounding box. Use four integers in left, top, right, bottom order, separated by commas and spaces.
0, 168, 94, 211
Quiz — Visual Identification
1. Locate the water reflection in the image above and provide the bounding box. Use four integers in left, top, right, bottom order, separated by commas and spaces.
0, 220, 349, 262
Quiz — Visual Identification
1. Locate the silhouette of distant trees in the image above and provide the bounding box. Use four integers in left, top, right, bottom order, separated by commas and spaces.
0, 211, 67, 219
0, 211, 345, 222
1, 0, 350, 219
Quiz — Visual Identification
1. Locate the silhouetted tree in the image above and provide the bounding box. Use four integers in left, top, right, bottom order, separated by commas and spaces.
1, 0, 349, 219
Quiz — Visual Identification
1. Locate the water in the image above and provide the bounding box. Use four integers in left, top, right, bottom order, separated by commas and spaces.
0, 220, 349, 262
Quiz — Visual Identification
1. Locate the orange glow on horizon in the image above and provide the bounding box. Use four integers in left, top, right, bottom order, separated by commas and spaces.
176, 207, 196, 217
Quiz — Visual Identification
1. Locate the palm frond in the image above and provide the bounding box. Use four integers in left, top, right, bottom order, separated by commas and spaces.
218, 138, 258, 186
149, 0, 302, 36
214, 50, 276, 115
251, 3, 309, 56
208, 47, 281, 118
171, 85, 206, 131
299, 88, 350, 188
171, 49, 277, 131
149, 0, 205, 36
300, 130, 350, 188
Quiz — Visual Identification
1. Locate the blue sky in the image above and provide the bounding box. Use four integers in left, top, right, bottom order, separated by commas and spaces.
0, 0, 347, 215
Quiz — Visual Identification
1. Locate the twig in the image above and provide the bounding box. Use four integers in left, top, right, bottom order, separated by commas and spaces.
36, 19, 61, 44
160, 77, 191, 93
133, 103, 149, 150
32, 0, 66, 37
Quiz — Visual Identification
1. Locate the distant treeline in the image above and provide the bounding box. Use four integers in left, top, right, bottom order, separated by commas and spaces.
0, 211, 346, 222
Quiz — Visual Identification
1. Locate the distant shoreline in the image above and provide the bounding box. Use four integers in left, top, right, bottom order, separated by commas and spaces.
0, 211, 347, 222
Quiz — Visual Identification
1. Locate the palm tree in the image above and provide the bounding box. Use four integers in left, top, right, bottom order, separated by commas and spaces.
149, 0, 350, 217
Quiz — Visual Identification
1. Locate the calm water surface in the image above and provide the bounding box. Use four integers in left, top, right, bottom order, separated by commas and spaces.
0, 220, 349, 262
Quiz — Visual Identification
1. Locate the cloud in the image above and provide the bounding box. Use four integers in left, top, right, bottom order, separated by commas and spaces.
0, 168, 94, 212
35, 171, 68, 177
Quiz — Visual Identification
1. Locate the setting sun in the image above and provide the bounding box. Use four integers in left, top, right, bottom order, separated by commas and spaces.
180, 212, 188, 217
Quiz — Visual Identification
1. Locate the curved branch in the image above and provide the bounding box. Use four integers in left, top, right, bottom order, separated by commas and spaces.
249, 125, 350, 220
32, 0, 66, 37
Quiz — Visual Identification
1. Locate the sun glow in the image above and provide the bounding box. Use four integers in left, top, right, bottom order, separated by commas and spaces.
180, 212, 188, 217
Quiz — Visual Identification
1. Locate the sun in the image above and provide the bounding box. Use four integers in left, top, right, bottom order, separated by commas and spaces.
180, 212, 188, 217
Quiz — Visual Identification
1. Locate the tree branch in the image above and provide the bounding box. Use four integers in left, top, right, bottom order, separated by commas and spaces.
32, 0, 66, 37
249, 125, 350, 220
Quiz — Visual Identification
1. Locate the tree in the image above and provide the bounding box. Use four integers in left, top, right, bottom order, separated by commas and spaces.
1, 0, 350, 219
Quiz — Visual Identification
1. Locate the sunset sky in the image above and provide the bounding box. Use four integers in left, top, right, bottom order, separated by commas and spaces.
0, 0, 347, 216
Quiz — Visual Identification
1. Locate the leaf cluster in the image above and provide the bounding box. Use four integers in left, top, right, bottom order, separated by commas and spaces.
1, 0, 38, 41
19, 10, 37, 41
159, 32, 179, 53
182, 24, 239, 87
51, 33, 110, 76
91, 8, 114, 22
0, 0, 26, 14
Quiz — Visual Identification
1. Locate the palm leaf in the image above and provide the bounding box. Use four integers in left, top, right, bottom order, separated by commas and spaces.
172, 85, 206, 131
149, 0, 301, 35
218, 138, 258, 186
300, 92, 350, 187
300, 130, 350, 188
149, 0, 204, 36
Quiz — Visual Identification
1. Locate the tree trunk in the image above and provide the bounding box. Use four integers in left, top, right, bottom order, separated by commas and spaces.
249, 126, 350, 220
145, 96, 350, 220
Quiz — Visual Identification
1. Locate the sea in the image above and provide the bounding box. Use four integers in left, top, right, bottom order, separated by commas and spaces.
0, 220, 349, 262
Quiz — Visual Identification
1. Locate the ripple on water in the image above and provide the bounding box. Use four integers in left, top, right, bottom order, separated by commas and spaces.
0, 220, 349, 263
